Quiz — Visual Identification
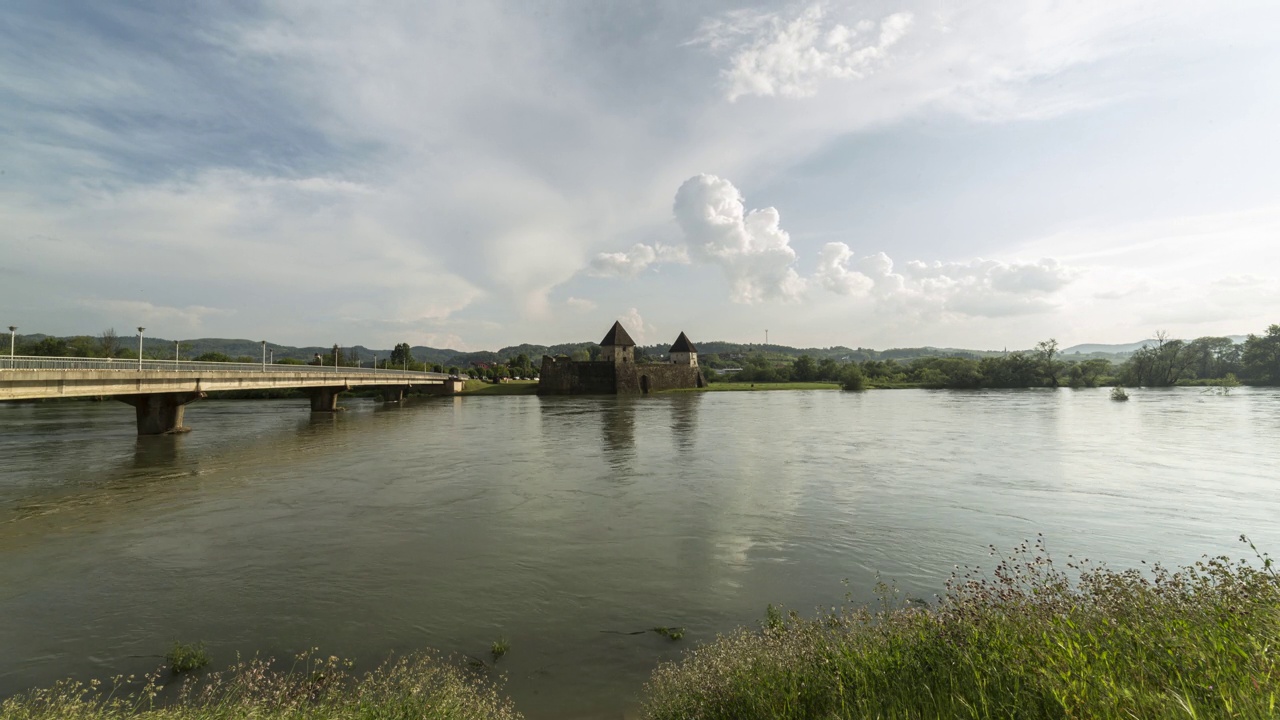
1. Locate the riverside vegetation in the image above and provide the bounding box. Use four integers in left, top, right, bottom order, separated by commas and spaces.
4, 541, 1277, 720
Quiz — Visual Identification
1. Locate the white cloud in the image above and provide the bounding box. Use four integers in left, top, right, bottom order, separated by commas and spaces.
590, 243, 689, 277
814, 242, 874, 295
673, 174, 805, 303
566, 296, 597, 312
619, 308, 655, 345
80, 299, 234, 330
695, 6, 914, 101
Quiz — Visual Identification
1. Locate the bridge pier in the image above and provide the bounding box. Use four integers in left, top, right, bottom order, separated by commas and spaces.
380, 386, 410, 403
117, 392, 205, 435
307, 387, 347, 412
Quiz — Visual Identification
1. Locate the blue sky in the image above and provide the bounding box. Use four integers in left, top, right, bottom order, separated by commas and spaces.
3, 1, 1278, 351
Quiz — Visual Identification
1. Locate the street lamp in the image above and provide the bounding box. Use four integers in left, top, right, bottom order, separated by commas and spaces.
174, 340, 180, 363
8, 326, 15, 366
269, 349, 274, 365
137, 327, 145, 371
261, 341, 267, 371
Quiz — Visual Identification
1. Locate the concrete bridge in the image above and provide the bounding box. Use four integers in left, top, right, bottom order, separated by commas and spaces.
0, 357, 464, 434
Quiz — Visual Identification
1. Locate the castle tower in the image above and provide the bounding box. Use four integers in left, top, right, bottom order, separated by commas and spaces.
669, 331, 698, 367
599, 321, 636, 364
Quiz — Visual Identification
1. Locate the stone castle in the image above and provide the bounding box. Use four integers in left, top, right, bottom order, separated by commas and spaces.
538, 321, 706, 395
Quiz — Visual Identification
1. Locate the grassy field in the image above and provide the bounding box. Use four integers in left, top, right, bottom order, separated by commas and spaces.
673, 381, 841, 392
459, 380, 539, 396
643, 538, 1280, 720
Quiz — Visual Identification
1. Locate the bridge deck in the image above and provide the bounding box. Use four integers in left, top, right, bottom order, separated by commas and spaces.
0, 357, 450, 401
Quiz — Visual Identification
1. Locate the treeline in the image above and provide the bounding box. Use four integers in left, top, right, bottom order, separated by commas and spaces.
719, 324, 1280, 389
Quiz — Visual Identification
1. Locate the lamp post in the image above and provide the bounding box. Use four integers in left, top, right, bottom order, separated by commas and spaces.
137, 327, 145, 371
373, 354, 377, 372
8, 326, 15, 366
261, 341, 267, 371
174, 340, 179, 363
269, 349, 274, 365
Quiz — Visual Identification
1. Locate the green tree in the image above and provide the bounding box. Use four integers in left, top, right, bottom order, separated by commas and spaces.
1035, 339, 1063, 387
98, 328, 120, 358
389, 343, 414, 369
792, 354, 818, 382
1241, 324, 1280, 384
816, 358, 840, 381
194, 352, 234, 362
1119, 332, 1194, 387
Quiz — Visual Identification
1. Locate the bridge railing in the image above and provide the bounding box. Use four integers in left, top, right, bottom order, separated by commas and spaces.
0, 356, 450, 378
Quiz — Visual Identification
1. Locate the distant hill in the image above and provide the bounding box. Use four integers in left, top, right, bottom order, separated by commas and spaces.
13, 331, 1253, 368
1062, 336, 1247, 357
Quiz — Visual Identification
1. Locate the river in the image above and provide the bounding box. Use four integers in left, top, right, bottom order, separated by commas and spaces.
1, 387, 1277, 718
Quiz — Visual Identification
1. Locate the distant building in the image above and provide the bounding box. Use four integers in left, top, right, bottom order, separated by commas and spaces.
538, 321, 706, 395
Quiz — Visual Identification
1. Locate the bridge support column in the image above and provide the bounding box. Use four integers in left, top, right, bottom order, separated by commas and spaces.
380, 386, 409, 403
307, 387, 347, 412
422, 378, 466, 396
117, 392, 205, 435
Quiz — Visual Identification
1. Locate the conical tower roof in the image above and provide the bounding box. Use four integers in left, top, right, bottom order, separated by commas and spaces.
600, 321, 636, 347
668, 331, 697, 353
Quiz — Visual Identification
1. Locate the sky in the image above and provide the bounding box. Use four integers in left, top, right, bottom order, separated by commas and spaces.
2, 1, 1278, 352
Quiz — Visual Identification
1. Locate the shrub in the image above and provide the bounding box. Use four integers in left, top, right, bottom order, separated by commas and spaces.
165, 641, 209, 675
839, 364, 865, 392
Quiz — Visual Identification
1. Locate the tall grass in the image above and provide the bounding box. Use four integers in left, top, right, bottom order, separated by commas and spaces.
643, 537, 1280, 719
0, 650, 521, 720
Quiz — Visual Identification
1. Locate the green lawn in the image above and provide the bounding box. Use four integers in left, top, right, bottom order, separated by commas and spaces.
671, 381, 841, 392
460, 379, 539, 395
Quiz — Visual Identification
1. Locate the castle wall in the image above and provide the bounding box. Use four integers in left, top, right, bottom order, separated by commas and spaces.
617, 364, 705, 394
538, 356, 617, 395
538, 356, 705, 396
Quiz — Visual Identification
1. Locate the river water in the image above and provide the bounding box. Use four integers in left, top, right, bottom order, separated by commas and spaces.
1, 387, 1277, 718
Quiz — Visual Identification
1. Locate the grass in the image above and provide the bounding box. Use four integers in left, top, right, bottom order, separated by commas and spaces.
0, 650, 520, 720
490, 638, 509, 662
674, 382, 841, 392
165, 643, 209, 675
643, 537, 1280, 720
460, 380, 539, 396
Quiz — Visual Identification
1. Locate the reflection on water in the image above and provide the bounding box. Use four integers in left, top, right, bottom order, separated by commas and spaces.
600, 398, 636, 471
1, 389, 1278, 719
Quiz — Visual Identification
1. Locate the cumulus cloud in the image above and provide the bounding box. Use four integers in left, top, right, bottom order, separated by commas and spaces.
814, 242, 874, 295
691, 5, 914, 101
590, 243, 688, 277
619, 308, 655, 344
673, 174, 805, 303
588, 174, 1080, 319
818, 245, 1077, 317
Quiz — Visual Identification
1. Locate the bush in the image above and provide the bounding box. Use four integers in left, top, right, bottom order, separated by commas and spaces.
839, 364, 865, 392
166, 641, 209, 674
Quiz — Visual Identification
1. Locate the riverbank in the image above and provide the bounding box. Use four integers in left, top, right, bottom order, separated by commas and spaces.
644, 540, 1280, 720
5, 543, 1276, 720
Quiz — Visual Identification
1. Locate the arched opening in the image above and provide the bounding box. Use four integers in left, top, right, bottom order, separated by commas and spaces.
640, 375, 650, 394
